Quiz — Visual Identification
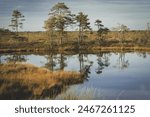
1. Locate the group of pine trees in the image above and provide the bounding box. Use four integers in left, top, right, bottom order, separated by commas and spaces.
9, 2, 109, 46
44, 3, 110, 46
9, 2, 150, 47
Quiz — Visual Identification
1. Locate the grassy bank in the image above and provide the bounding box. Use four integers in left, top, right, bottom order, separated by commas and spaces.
0, 63, 85, 99
0, 30, 150, 53
1, 44, 150, 53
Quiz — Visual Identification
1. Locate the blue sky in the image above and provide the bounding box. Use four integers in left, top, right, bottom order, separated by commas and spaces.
0, 0, 150, 31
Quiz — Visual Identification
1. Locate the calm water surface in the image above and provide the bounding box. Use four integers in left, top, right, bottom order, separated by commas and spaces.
1, 52, 150, 99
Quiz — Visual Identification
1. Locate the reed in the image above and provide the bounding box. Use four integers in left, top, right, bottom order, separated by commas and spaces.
0, 63, 84, 99
55, 87, 98, 100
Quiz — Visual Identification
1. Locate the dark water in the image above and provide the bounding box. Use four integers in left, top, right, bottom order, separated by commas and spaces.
1, 52, 150, 100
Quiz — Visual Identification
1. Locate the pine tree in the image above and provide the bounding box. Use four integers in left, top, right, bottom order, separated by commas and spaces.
76, 12, 91, 46
95, 19, 109, 45
9, 10, 25, 35
45, 3, 75, 46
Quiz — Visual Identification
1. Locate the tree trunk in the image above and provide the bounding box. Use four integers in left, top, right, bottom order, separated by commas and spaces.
78, 26, 81, 48
60, 29, 64, 46
60, 54, 64, 70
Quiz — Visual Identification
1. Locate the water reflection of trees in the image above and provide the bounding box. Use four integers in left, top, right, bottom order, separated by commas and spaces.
114, 52, 129, 70
44, 52, 146, 78
44, 53, 57, 71
137, 52, 147, 58
45, 53, 94, 79
96, 53, 110, 74
5, 55, 27, 64
78, 54, 93, 78
59, 54, 67, 70
0, 55, 2, 64
45, 53, 67, 71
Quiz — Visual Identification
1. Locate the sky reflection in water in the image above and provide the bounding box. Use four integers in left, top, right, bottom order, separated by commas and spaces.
1, 52, 150, 99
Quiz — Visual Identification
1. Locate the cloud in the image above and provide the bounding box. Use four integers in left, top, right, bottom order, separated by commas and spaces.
0, 0, 150, 30
14, 5, 24, 10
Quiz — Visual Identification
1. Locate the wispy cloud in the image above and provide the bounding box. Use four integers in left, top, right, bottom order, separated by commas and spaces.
0, 0, 150, 31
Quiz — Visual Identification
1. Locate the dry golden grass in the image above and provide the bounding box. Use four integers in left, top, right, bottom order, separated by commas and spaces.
19, 32, 48, 42
19, 31, 150, 42
0, 63, 84, 99
1, 30, 150, 53
55, 87, 98, 100
90, 46, 150, 52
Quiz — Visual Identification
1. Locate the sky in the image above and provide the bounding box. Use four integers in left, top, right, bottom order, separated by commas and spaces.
0, 0, 150, 31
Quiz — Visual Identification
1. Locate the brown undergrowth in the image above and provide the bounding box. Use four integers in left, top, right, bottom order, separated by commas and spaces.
0, 63, 84, 99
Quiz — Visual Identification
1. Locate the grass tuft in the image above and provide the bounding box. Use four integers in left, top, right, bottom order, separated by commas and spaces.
0, 63, 84, 99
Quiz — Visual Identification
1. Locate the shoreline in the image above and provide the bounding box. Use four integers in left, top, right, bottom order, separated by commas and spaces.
1, 46, 150, 53
0, 63, 85, 99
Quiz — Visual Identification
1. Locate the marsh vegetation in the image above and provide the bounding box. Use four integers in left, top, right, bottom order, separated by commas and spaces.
0, 62, 85, 99
0, 2, 150, 100
0, 52, 150, 99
